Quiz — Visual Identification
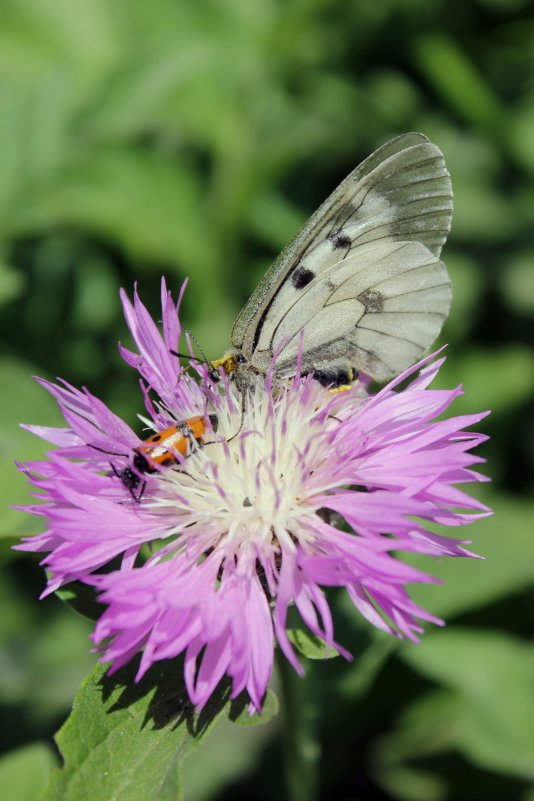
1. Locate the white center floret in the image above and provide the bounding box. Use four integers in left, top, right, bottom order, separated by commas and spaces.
146, 376, 338, 560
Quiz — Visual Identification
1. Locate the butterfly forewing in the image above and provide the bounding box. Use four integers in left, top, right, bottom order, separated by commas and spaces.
231, 132, 453, 381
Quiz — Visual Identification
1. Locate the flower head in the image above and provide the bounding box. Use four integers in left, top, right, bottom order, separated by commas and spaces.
17, 279, 491, 710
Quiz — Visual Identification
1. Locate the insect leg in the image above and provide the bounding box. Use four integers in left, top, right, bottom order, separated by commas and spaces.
225, 393, 246, 446
109, 462, 145, 504
134, 480, 147, 503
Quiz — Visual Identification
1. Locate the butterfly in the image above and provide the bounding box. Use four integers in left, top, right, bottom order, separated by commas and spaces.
212, 132, 452, 389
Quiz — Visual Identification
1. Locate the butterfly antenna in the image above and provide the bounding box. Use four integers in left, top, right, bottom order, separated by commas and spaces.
184, 329, 210, 366
169, 350, 197, 361
171, 331, 220, 383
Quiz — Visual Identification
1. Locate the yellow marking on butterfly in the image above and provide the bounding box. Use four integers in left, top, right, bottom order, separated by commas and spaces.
329, 384, 352, 394
211, 354, 238, 375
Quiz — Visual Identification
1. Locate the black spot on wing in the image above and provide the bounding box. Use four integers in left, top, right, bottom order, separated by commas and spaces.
291, 267, 315, 289
327, 230, 352, 249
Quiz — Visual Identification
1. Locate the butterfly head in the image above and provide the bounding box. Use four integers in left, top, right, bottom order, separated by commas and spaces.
210, 351, 247, 378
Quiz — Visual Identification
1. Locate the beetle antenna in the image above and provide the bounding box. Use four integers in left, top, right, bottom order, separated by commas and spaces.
88, 443, 129, 458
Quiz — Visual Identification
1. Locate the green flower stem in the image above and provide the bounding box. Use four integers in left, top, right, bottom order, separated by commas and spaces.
276, 651, 320, 801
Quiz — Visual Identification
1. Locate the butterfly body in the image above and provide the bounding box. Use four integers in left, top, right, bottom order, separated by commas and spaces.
213, 133, 453, 389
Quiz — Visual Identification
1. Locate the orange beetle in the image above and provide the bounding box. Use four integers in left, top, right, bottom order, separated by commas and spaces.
113, 414, 218, 502
136, 414, 218, 465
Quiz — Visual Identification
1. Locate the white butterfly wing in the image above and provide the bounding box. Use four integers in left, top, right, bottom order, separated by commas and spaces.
262, 240, 451, 380
232, 132, 452, 380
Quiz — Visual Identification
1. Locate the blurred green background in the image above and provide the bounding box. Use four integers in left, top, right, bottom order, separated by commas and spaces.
1, 0, 533, 799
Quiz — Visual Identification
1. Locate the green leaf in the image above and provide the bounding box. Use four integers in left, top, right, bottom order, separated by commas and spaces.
376, 689, 463, 762
55, 581, 106, 622
229, 688, 279, 726
0, 585, 95, 722
372, 690, 465, 801
0, 743, 56, 801
40, 658, 274, 801
375, 765, 447, 801
401, 629, 534, 779
287, 627, 339, 660
409, 494, 534, 619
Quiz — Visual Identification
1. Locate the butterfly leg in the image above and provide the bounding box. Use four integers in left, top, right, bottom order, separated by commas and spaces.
224, 393, 246, 446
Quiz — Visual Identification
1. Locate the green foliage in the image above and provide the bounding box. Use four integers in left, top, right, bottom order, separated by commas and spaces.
230, 689, 279, 727
373, 629, 534, 799
39, 660, 277, 801
0, 356, 63, 539
287, 626, 339, 660
0, 743, 56, 801
401, 630, 534, 778
55, 581, 107, 622
1, 0, 533, 799
409, 493, 534, 618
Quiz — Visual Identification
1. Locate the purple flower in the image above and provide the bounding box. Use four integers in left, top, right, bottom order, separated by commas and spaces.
16, 279, 491, 711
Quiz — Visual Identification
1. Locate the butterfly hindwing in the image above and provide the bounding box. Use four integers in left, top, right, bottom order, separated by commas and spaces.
266, 240, 451, 381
